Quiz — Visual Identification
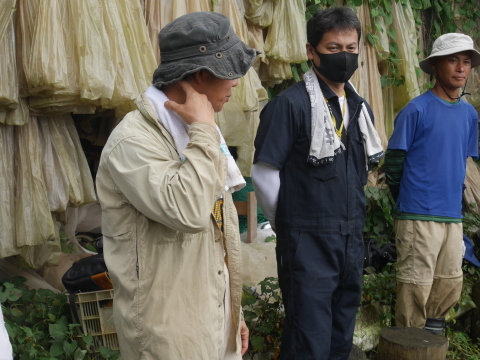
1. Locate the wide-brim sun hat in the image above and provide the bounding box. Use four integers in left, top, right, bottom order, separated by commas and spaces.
152, 12, 260, 87
419, 33, 480, 75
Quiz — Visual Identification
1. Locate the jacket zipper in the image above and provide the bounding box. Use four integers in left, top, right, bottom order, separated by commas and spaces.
135, 217, 140, 279
346, 102, 362, 223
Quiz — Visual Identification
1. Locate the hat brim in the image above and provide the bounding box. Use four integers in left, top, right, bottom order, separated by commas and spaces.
419, 47, 480, 75
152, 39, 259, 87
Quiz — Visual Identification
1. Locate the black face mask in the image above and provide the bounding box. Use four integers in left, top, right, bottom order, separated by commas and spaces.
313, 50, 359, 83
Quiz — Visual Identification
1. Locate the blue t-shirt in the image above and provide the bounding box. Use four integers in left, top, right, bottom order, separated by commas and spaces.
387, 90, 478, 218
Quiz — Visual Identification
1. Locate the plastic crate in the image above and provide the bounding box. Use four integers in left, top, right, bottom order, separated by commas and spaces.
72, 290, 119, 352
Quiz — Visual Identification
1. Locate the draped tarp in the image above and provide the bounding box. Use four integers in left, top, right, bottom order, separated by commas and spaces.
15, 0, 156, 118
143, 0, 212, 64
351, 3, 388, 148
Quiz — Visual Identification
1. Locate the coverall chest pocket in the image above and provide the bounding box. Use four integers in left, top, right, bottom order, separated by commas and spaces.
307, 160, 338, 182
350, 131, 368, 186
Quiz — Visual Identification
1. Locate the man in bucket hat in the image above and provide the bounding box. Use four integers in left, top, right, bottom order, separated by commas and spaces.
385, 33, 480, 334
96, 12, 258, 359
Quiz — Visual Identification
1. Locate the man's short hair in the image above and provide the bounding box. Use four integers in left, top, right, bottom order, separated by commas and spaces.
307, 7, 361, 49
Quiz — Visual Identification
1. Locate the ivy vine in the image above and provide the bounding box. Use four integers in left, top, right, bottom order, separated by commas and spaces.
293, 0, 480, 90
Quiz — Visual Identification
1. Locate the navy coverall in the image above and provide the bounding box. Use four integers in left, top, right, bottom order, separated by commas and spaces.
254, 77, 372, 360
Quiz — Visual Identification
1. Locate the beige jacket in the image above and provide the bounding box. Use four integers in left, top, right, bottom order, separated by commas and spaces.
96, 93, 243, 359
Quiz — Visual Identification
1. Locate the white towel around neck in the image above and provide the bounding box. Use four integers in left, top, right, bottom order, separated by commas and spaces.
303, 68, 384, 168
145, 85, 245, 193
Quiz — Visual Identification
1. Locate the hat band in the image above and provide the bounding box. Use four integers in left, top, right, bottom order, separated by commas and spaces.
161, 34, 240, 63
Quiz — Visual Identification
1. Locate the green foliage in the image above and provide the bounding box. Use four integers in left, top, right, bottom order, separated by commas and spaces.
1, 277, 120, 360
361, 264, 397, 326
264, 234, 277, 243
447, 331, 480, 359
242, 277, 284, 359
364, 184, 396, 244
463, 204, 480, 239
362, 264, 397, 308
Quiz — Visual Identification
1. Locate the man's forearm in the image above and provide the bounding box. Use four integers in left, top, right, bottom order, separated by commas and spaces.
251, 162, 280, 228
384, 148, 406, 202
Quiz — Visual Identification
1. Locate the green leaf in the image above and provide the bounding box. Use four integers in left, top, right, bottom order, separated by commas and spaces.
38, 289, 56, 299
351, 0, 363, 6
464, 19, 476, 32
410, 0, 422, 9
300, 62, 310, 73
422, 0, 431, 8
29, 347, 38, 358
445, 22, 457, 33
380, 75, 391, 87
49, 323, 67, 341
23, 289, 36, 303
385, 13, 393, 26
377, 6, 386, 17
63, 340, 78, 356
442, 2, 452, 18
387, 28, 396, 41
0, 291, 8, 303
4, 282, 14, 290
265, 235, 276, 243
10, 308, 22, 317
433, 21, 441, 37
374, 21, 384, 34
382, 0, 391, 12
371, 8, 379, 17
291, 65, 301, 83
389, 42, 398, 55
251, 335, 265, 352
8, 288, 22, 302
367, 33, 378, 46
21, 326, 34, 338
50, 342, 64, 357
82, 334, 93, 347
74, 348, 87, 360
98, 346, 120, 360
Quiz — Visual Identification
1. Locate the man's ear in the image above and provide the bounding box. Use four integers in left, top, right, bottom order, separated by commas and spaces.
192, 70, 213, 85
306, 43, 315, 61
186, 71, 211, 94
429, 58, 437, 73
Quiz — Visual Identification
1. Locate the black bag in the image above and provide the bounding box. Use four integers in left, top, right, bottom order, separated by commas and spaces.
62, 253, 108, 293
62, 253, 111, 325
363, 238, 397, 273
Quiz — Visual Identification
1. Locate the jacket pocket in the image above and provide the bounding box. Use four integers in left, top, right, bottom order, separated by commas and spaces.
308, 160, 338, 182
103, 231, 139, 281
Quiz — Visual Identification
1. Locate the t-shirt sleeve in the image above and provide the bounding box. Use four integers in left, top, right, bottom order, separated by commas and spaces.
387, 105, 418, 151
467, 110, 479, 158
254, 96, 297, 170
364, 102, 375, 126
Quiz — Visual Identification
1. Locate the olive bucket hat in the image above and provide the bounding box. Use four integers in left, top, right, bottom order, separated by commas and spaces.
419, 33, 480, 75
152, 12, 260, 87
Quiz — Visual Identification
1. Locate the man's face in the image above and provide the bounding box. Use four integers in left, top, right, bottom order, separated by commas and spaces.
431, 51, 472, 90
192, 71, 239, 112
307, 28, 359, 65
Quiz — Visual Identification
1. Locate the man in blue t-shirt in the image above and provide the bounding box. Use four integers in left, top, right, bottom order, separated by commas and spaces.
385, 33, 480, 334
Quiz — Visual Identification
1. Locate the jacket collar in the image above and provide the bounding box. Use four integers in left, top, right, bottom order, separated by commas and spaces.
134, 92, 177, 150
316, 74, 363, 104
